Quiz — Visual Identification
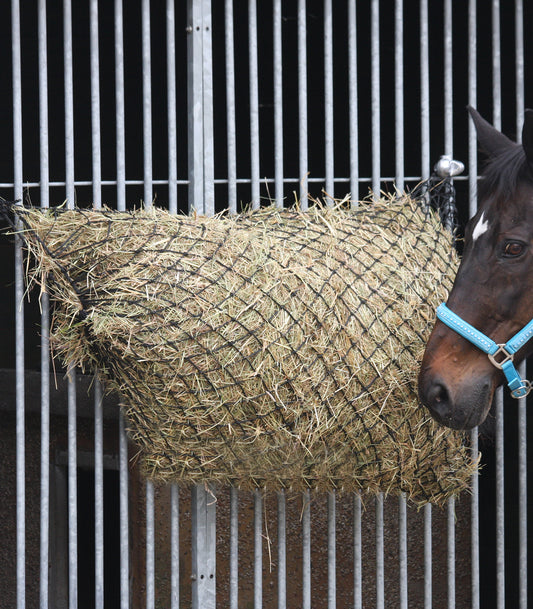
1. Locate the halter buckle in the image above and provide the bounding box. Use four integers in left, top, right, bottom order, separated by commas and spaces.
511, 379, 532, 399
488, 344, 514, 370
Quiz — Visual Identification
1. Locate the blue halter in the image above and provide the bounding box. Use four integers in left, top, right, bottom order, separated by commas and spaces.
436, 303, 533, 399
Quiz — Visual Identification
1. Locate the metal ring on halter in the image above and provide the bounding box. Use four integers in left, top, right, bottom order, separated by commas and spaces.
511, 379, 532, 399
487, 344, 514, 370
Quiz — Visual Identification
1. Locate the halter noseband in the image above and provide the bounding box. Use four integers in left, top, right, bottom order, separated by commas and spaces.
436, 303, 533, 399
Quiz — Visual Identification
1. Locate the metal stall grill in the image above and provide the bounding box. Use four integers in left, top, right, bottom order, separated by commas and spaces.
0, 1, 531, 608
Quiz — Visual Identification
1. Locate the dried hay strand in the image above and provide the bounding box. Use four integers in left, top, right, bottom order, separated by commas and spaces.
10, 196, 478, 505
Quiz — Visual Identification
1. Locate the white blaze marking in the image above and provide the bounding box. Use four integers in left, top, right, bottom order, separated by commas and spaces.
472, 212, 489, 242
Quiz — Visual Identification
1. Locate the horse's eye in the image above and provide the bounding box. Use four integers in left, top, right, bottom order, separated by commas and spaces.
503, 241, 526, 257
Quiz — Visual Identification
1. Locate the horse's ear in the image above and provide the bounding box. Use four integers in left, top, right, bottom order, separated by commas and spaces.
521, 109, 533, 169
467, 105, 515, 158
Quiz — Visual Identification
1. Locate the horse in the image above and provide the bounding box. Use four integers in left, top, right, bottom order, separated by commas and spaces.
418, 107, 533, 430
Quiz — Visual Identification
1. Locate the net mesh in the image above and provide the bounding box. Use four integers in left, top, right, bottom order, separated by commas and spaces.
4, 183, 477, 505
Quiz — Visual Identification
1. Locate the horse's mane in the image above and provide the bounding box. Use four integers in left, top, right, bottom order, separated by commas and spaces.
479, 143, 533, 201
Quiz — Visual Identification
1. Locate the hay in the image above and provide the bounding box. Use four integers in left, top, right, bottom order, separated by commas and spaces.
9, 195, 478, 505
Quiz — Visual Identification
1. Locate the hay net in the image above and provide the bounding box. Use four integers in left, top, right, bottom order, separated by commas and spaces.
4, 182, 477, 506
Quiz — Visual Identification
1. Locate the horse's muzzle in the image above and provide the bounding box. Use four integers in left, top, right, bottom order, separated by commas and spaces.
418, 370, 495, 430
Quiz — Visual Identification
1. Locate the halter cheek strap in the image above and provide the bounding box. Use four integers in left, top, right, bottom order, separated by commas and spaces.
436, 303, 533, 399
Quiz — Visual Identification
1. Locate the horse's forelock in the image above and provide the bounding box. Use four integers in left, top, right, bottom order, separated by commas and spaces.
479, 143, 533, 204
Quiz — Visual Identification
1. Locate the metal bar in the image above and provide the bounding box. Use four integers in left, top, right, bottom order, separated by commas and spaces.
302, 490, 311, 609
202, 0, 215, 215
273, 0, 284, 207
371, 0, 380, 196
353, 494, 362, 609
328, 491, 336, 609
495, 390, 505, 609
347, 0, 359, 203
115, 0, 126, 212
447, 497, 456, 609
167, 0, 178, 214
424, 503, 432, 609
324, 0, 334, 202
470, 430, 480, 609
191, 485, 217, 609
142, 0, 153, 208
277, 491, 287, 609
443, 0, 453, 156
376, 494, 384, 609
67, 364, 78, 609
94, 381, 104, 608
249, 0, 260, 209
64, 0, 75, 208
515, 9, 526, 607
254, 489, 263, 609
90, 4, 104, 604
118, 412, 130, 609
171, 485, 180, 609
399, 495, 408, 609
12, 0, 24, 606
298, 0, 308, 208
146, 480, 155, 609
517, 362, 527, 609
230, 487, 238, 609
492, 0, 501, 129
420, 0, 430, 180
38, 1, 50, 606
394, 0, 404, 190
225, 0, 237, 213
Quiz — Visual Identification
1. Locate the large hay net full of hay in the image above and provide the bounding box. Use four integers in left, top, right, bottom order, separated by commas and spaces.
8, 193, 477, 505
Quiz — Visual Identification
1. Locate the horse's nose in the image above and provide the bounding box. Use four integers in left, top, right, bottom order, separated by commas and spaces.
422, 380, 453, 426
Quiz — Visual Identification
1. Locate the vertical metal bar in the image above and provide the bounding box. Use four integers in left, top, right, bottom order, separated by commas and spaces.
394, 0, 404, 190
254, 489, 263, 609
171, 485, 180, 609
202, 0, 215, 215
249, 0, 260, 209
328, 491, 336, 609
302, 490, 311, 609
347, 0, 359, 203
38, 1, 50, 607
371, 0, 380, 196
420, 0, 430, 180
142, 0, 153, 209
376, 494, 384, 609
517, 362, 527, 609
298, 0, 308, 208
273, 0, 284, 208
12, 0, 24, 607
191, 485, 217, 609
515, 8, 526, 608
492, 0, 501, 129
468, 2, 480, 600
277, 491, 286, 609
118, 413, 130, 609
399, 495, 408, 609
353, 494, 362, 609
188, 0, 204, 213
114, 2, 129, 607
63, 2, 78, 606
229, 487, 238, 609
443, 0, 453, 155
324, 0, 334, 202
447, 497, 456, 609
495, 390, 505, 609
90, 3, 104, 606
424, 503, 432, 609
115, 0, 126, 212
94, 382, 104, 608
225, 0, 237, 213
146, 480, 155, 609
167, 0, 178, 214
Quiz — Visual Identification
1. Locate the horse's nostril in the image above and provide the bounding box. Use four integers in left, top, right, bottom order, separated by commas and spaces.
425, 382, 452, 421
432, 383, 449, 404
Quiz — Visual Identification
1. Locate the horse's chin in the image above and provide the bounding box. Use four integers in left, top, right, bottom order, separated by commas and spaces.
418, 371, 495, 431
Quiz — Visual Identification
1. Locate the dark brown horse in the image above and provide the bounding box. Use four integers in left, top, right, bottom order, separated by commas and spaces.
419, 107, 533, 430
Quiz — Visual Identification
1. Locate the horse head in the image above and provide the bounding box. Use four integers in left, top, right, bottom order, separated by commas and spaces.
418, 107, 533, 430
